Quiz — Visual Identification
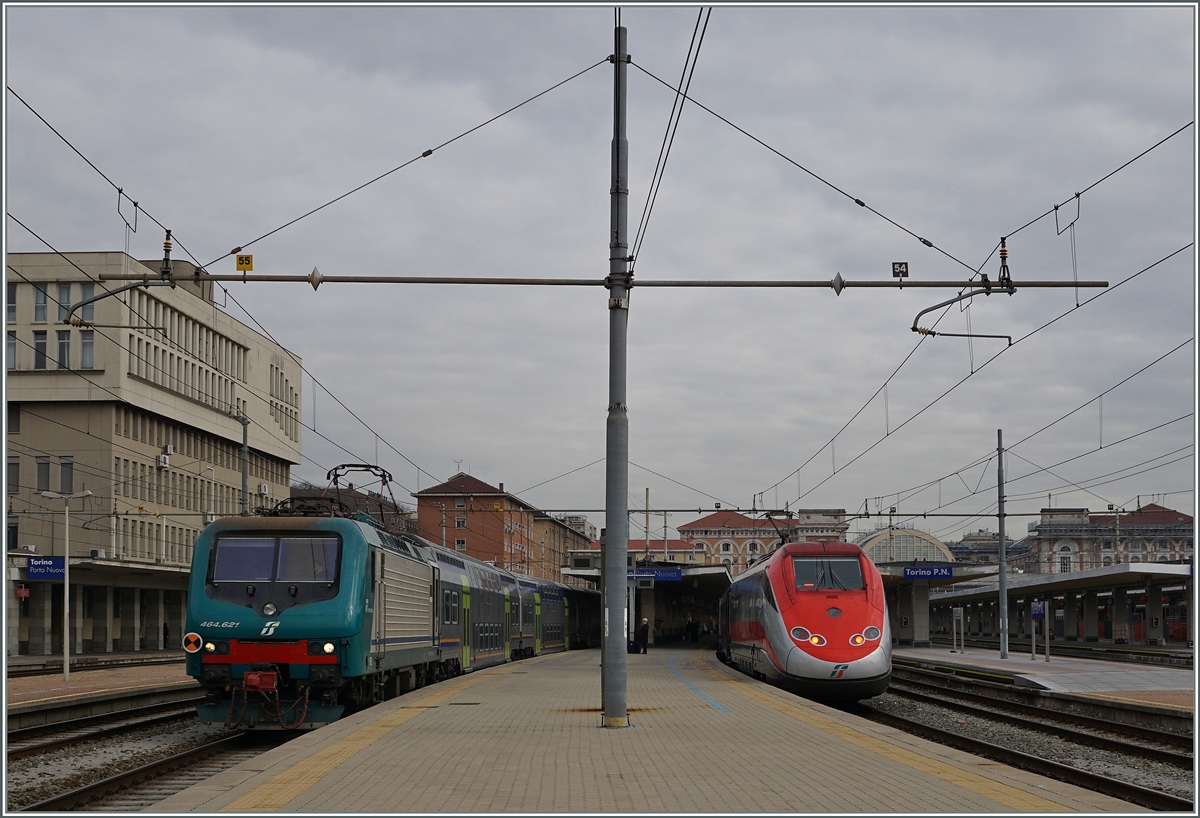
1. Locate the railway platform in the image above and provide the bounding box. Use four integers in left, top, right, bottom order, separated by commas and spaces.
153, 646, 1140, 813
893, 645, 1194, 712
5, 652, 196, 729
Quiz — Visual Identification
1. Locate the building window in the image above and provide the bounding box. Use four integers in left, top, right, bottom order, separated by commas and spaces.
455, 517, 466, 529
6, 282, 15, 323
80, 331, 94, 369
33, 285, 47, 322
455, 497, 466, 508
7, 457, 19, 493
721, 542, 732, 553
33, 331, 47, 369
748, 543, 759, 553
1102, 556, 1112, 567
57, 283, 71, 322
6, 331, 15, 370
57, 330, 70, 368
36, 457, 50, 492
60, 458, 74, 494
80, 283, 95, 321
7, 403, 19, 434
455, 538, 467, 551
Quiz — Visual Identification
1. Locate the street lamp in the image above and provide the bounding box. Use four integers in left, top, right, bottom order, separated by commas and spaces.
40, 489, 93, 683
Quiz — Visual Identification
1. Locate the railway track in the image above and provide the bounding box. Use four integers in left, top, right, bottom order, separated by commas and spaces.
857, 702, 1193, 811
17, 733, 288, 812
888, 674, 1192, 757
7, 699, 204, 760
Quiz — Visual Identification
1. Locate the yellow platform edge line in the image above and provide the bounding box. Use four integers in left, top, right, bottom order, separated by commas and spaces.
219, 661, 528, 812
693, 651, 1072, 813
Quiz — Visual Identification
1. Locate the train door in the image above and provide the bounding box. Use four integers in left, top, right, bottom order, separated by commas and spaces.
372, 549, 384, 656
503, 588, 512, 659
534, 592, 542, 654
564, 596, 571, 650
461, 584, 472, 670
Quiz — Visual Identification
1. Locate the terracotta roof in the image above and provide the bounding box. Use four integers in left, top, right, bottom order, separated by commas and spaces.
413, 472, 500, 496
676, 511, 773, 531
1088, 503, 1192, 528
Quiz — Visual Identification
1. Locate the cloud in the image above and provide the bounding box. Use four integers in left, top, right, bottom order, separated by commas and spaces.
5, 5, 1194, 541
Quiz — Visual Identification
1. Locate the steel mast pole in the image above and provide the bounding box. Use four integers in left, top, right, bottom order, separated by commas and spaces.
997, 429, 1009, 659
602, 23, 631, 729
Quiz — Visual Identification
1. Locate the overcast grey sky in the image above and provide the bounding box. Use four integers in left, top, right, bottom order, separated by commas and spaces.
5, 4, 1196, 542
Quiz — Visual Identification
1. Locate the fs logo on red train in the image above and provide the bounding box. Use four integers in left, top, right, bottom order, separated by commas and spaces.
830, 664, 850, 678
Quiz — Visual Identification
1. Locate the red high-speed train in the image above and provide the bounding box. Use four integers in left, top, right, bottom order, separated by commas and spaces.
717, 541, 891, 700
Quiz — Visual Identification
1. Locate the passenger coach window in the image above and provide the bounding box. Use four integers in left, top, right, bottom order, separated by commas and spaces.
792, 557, 864, 591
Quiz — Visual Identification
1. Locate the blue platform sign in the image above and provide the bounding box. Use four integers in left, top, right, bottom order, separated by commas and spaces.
27, 557, 64, 579
628, 568, 682, 581
1031, 600, 1046, 621
902, 565, 952, 580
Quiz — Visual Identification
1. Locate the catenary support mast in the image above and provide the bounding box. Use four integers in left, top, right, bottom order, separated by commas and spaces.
602, 23, 631, 728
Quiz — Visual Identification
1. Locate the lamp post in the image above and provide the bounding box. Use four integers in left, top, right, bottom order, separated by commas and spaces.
40, 489, 93, 683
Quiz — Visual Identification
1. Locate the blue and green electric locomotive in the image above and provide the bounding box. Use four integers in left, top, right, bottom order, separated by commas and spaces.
184, 493, 597, 729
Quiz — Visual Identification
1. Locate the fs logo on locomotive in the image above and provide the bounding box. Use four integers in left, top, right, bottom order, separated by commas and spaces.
260, 620, 282, 636
830, 664, 850, 678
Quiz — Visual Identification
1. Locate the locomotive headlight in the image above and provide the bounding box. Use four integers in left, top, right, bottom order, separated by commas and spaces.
322, 642, 335, 654
263, 602, 278, 616
850, 634, 866, 646
204, 641, 217, 653
808, 634, 827, 646
790, 626, 811, 642
863, 626, 882, 641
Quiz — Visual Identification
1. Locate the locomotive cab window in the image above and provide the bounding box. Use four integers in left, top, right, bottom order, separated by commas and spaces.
208, 534, 342, 613
792, 557, 864, 591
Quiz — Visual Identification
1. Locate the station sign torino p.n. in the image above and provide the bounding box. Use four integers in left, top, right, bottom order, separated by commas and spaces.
902, 565, 952, 580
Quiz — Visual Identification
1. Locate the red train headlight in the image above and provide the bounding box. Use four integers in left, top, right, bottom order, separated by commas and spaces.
849, 634, 866, 646
863, 626, 881, 641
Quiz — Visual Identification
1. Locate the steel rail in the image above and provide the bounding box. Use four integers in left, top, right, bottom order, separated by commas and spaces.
18, 734, 249, 812
891, 670, 1193, 749
7, 701, 203, 760
887, 683, 1193, 765
859, 706, 1193, 811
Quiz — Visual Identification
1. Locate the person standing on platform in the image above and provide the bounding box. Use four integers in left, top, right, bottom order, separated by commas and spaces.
636, 618, 650, 653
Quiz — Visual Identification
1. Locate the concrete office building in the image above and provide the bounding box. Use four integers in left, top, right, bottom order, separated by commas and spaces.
5, 251, 302, 657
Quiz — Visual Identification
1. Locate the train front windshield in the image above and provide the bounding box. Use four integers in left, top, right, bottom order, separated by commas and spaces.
212, 536, 340, 583
792, 557, 865, 591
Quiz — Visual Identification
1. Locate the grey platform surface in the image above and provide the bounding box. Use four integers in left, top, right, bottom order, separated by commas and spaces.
894, 645, 1195, 703
152, 646, 1140, 814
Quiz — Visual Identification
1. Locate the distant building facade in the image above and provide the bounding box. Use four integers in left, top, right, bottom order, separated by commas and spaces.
945, 529, 1017, 564
412, 473, 586, 586
855, 528, 955, 564
1012, 503, 1194, 574
678, 509, 848, 575
6, 251, 302, 657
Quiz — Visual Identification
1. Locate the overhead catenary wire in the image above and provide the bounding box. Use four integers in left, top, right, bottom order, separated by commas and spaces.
630, 62, 981, 275
766, 242, 1192, 507
7, 213, 427, 492
199, 58, 609, 269
631, 7, 711, 265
